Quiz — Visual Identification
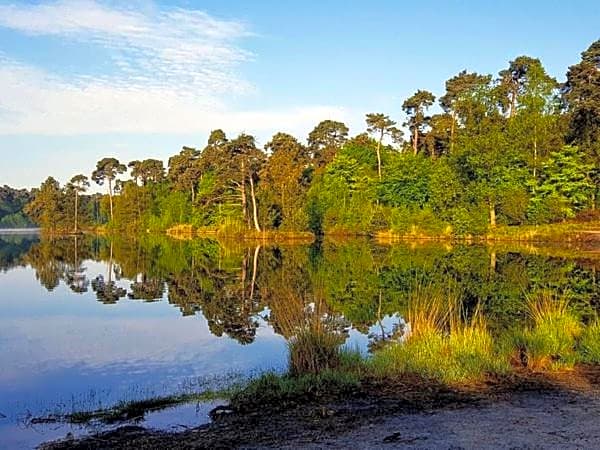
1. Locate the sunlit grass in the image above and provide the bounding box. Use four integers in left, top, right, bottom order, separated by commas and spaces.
579, 320, 600, 364
370, 318, 506, 383
369, 286, 507, 383
404, 283, 454, 338
511, 291, 582, 370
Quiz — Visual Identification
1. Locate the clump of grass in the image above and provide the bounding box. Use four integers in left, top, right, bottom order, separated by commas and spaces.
579, 320, 600, 363
370, 286, 506, 383
229, 370, 360, 412
371, 315, 505, 383
511, 291, 582, 370
288, 326, 345, 376
404, 284, 454, 338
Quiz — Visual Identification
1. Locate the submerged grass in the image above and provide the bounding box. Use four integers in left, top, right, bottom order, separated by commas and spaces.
200, 290, 599, 411
65, 387, 240, 424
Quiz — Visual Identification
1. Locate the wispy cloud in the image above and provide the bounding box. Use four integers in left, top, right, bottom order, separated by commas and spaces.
0, 54, 347, 135
0, 1, 348, 136
0, 0, 252, 95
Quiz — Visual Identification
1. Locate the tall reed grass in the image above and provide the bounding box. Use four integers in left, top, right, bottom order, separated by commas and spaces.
370, 285, 507, 383
510, 291, 582, 370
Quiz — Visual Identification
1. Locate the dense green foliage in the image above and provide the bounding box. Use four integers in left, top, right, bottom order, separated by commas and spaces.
0, 185, 34, 228
25, 40, 600, 235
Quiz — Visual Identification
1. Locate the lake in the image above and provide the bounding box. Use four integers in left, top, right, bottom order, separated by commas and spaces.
0, 232, 598, 448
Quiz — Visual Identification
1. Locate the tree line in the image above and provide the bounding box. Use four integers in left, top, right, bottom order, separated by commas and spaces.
0, 186, 34, 228
25, 40, 600, 236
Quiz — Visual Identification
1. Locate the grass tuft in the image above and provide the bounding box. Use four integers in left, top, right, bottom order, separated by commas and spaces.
288, 326, 345, 376
229, 370, 360, 412
579, 320, 600, 363
370, 287, 507, 383
511, 291, 582, 370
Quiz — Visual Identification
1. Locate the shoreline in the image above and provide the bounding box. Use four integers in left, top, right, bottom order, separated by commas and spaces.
9, 220, 599, 245
42, 365, 600, 449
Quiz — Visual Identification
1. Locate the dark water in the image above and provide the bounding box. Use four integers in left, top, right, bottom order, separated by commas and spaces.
0, 233, 598, 448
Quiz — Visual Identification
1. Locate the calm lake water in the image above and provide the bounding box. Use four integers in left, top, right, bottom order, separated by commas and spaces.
0, 232, 598, 448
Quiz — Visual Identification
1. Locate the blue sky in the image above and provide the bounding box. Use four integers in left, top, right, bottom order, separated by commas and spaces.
0, 0, 598, 189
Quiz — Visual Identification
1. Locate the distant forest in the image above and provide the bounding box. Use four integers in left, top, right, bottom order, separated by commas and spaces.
0, 186, 34, 228
19, 40, 600, 236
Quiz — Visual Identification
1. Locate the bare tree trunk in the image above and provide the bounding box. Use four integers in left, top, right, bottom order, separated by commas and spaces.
378, 290, 386, 341
250, 245, 261, 300
108, 241, 114, 283
74, 191, 79, 233
413, 127, 418, 155
450, 110, 456, 153
241, 159, 247, 226
489, 200, 497, 229
108, 179, 114, 221
510, 86, 517, 118
533, 124, 538, 179
249, 175, 261, 232
376, 130, 383, 180
74, 235, 78, 267
490, 250, 497, 274
241, 250, 247, 304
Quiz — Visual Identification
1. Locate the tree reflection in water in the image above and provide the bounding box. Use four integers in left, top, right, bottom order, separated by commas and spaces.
1, 233, 598, 346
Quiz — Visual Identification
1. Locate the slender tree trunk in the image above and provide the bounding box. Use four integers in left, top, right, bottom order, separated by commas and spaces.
489, 200, 496, 229
108, 179, 114, 221
378, 290, 385, 341
490, 250, 497, 274
241, 159, 247, 226
241, 250, 247, 303
413, 126, 418, 155
450, 110, 456, 153
281, 188, 285, 226
510, 87, 517, 118
74, 191, 79, 233
250, 245, 260, 300
533, 124, 538, 179
74, 235, 78, 269
376, 130, 383, 180
249, 175, 261, 232
108, 241, 113, 283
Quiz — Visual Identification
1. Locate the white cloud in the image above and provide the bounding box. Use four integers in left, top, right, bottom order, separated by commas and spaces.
0, 1, 350, 136
0, 57, 348, 135
0, 0, 251, 94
